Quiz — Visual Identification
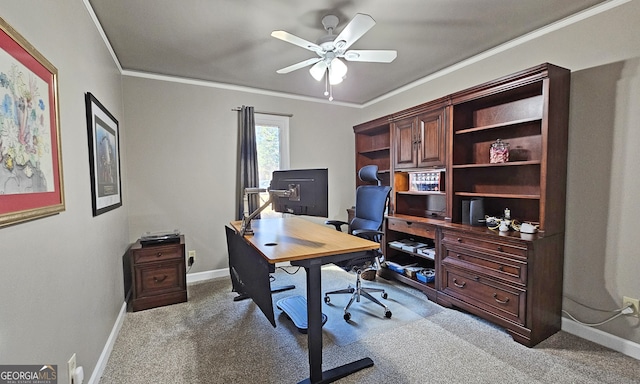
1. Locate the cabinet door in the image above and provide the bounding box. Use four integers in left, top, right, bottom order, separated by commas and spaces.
393, 117, 417, 169
416, 108, 446, 167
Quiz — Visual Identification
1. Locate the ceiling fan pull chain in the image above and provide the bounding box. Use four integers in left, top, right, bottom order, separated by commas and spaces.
324, 70, 329, 97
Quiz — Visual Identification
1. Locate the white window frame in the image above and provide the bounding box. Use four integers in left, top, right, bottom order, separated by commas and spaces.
255, 113, 290, 171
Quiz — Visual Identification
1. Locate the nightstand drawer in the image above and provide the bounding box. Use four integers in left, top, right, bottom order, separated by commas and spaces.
133, 244, 182, 264
387, 217, 436, 239
136, 262, 185, 298
441, 244, 527, 286
441, 230, 527, 260
442, 266, 526, 325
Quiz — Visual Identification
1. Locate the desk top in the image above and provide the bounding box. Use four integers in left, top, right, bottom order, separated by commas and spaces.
230, 217, 379, 264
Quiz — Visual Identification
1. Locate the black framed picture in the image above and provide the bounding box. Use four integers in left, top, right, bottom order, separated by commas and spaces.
85, 92, 122, 216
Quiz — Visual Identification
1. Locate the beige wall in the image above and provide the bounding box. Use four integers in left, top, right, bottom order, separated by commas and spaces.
358, 0, 640, 344
0, 1, 128, 383
122, 77, 361, 272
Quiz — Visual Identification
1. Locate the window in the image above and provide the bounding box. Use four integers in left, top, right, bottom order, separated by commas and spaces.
255, 113, 289, 217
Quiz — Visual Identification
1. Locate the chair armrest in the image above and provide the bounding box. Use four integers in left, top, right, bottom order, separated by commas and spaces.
352, 229, 384, 242
325, 220, 349, 231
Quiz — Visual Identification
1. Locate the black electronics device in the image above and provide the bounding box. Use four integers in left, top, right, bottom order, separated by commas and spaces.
140, 230, 181, 247
469, 198, 485, 226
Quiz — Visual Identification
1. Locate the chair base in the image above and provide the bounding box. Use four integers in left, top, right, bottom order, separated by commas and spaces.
324, 270, 392, 321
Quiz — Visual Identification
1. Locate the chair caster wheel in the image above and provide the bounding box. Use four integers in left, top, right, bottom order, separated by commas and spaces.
385, 310, 392, 318
382, 292, 388, 299
344, 312, 351, 321
324, 296, 330, 304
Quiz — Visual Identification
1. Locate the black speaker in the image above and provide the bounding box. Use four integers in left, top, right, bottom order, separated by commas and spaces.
461, 200, 470, 224
469, 198, 484, 226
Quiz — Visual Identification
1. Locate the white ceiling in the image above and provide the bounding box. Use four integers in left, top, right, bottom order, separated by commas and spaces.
88, 0, 607, 105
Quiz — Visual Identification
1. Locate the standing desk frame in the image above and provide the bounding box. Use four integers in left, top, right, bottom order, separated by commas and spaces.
227, 217, 380, 384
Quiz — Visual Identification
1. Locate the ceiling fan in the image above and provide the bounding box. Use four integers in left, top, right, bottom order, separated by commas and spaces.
271, 13, 397, 100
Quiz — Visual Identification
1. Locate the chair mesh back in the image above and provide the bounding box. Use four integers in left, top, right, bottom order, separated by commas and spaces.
351, 185, 391, 233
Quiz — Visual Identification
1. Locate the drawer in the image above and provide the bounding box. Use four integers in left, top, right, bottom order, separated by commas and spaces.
387, 217, 436, 239
135, 262, 185, 298
133, 244, 183, 264
442, 266, 526, 325
441, 244, 527, 286
441, 230, 527, 259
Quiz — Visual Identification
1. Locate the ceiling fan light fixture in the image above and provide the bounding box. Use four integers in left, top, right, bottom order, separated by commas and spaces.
309, 61, 327, 81
330, 57, 347, 78
329, 72, 343, 85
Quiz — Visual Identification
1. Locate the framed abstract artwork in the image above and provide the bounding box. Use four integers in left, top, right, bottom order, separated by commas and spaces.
85, 92, 122, 216
0, 16, 64, 228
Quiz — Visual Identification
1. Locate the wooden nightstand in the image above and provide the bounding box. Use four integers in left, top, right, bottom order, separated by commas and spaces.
128, 235, 187, 311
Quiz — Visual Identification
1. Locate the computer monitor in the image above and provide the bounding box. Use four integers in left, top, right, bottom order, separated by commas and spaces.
270, 168, 328, 218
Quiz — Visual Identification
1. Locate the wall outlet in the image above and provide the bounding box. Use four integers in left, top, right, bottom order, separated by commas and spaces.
67, 353, 76, 384
188, 250, 196, 266
623, 296, 639, 318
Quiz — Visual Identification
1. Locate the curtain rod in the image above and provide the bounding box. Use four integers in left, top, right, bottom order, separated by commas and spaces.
231, 107, 293, 117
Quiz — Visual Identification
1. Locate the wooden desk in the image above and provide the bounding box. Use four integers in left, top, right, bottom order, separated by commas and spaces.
228, 217, 380, 384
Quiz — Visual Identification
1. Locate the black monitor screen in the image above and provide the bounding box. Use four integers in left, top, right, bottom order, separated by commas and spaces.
270, 168, 328, 218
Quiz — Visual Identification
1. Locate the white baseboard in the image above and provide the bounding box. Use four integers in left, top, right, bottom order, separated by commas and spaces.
186, 268, 229, 284
89, 301, 127, 384
562, 317, 640, 360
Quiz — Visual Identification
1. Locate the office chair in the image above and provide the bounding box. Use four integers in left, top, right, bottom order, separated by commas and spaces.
324, 165, 392, 321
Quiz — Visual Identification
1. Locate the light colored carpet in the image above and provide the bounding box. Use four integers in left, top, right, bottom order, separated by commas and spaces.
100, 266, 640, 383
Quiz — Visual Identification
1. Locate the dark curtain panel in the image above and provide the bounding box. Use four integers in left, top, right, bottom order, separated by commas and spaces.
236, 106, 260, 220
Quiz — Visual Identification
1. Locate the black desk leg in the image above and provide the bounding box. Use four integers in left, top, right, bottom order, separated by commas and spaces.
306, 262, 323, 383
299, 261, 374, 384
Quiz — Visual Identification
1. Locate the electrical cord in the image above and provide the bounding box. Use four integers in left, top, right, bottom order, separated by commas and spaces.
276, 266, 302, 275
562, 302, 635, 327
564, 295, 628, 313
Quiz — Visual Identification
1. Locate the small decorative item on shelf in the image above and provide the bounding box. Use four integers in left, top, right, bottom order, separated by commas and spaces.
408, 170, 444, 192
490, 138, 510, 163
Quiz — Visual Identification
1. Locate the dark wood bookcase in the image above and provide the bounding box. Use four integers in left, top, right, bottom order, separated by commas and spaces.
352, 63, 570, 346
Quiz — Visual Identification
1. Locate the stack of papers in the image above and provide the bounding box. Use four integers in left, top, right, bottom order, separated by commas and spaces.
388, 239, 432, 253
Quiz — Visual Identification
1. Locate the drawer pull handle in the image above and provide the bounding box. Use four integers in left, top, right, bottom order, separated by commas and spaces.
154, 275, 168, 283
498, 265, 504, 271
456, 254, 462, 258
457, 238, 462, 242
496, 246, 503, 252
493, 293, 509, 304
156, 252, 163, 257
453, 279, 466, 288
473, 276, 480, 281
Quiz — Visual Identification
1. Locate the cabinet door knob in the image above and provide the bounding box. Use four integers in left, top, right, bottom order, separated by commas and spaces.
156, 252, 163, 257
456, 254, 462, 258
493, 293, 510, 304
154, 275, 168, 283
496, 246, 503, 252
453, 278, 466, 288
457, 238, 462, 242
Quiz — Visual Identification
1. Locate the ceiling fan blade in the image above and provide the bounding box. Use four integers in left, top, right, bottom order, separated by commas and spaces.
333, 13, 376, 51
343, 50, 397, 63
271, 30, 322, 53
276, 58, 322, 74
